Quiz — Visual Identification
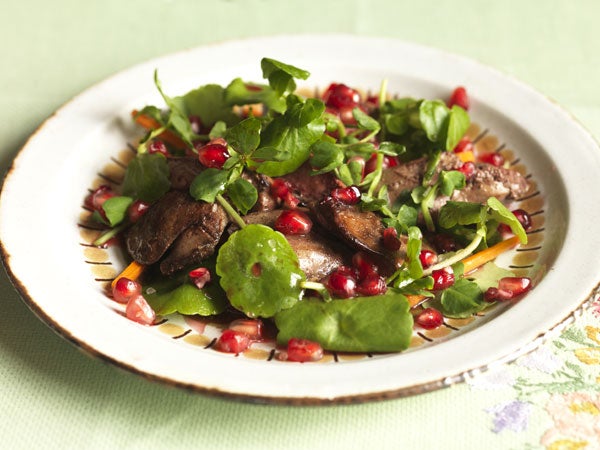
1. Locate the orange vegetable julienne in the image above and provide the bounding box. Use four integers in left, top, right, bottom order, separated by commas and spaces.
111, 260, 145, 289
457, 150, 475, 163
406, 235, 521, 308
131, 110, 187, 149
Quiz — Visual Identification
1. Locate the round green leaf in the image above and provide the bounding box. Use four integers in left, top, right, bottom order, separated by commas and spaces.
216, 224, 305, 318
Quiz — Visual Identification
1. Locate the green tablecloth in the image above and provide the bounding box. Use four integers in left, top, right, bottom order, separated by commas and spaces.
2, 1, 600, 448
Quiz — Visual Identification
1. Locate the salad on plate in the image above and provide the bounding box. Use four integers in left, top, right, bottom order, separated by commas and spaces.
84, 58, 534, 362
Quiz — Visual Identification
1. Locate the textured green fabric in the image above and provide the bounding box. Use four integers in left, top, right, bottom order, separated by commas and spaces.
2, 1, 600, 448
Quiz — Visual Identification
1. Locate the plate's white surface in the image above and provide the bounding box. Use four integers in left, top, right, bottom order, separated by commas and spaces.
2, 35, 600, 404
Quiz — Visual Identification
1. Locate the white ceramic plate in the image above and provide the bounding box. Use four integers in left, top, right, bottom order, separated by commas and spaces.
2, 35, 600, 404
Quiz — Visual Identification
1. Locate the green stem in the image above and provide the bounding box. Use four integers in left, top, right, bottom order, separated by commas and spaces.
421, 185, 437, 232
93, 224, 127, 247
378, 78, 388, 108
300, 281, 332, 302
216, 194, 246, 230
367, 152, 384, 197
422, 229, 485, 276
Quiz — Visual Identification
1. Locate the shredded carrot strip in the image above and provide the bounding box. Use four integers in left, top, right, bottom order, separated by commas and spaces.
111, 261, 145, 289
406, 235, 521, 308
457, 150, 475, 163
131, 110, 187, 149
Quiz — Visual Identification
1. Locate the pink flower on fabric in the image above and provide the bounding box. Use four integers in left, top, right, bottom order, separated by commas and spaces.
541, 392, 600, 449
486, 400, 532, 433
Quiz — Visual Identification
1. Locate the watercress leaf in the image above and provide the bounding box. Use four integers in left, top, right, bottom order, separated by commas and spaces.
225, 117, 261, 155
345, 142, 376, 155
347, 159, 365, 185
189, 168, 230, 203
224, 78, 286, 113
419, 100, 450, 144
384, 98, 419, 113
101, 196, 133, 227
175, 84, 239, 128
216, 224, 305, 318
144, 282, 228, 316
438, 201, 486, 229
208, 121, 227, 139
378, 141, 406, 156
336, 164, 354, 186
260, 57, 310, 81
153, 71, 195, 146
439, 170, 466, 196
297, 98, 326, 127
122, 153, 171, 202
226, 178, 258, 215
274, 294, 413, 352
406, 226, 423, 278
309, 141, 344, 173
487, 197, 528, 244
250, 146, 291, 162
396, 205, 419, 230
353, 108, 380, 132
384, 113, 410, 136
440, 278, 485, 318
257, 103, 325, 176
398, 276, 435, 295
134, 105, 164, 124
467, 262, 515, 292
411, 185, 427, 204
446, 105, 470, 151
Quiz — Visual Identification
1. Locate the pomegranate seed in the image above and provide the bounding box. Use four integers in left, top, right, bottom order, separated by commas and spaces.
229, 319, 263, 341
286, 338, 324, 362
459, 161, 476, 179
85, 185, 115, 211
189, 267, 211, 289
215, 329, 250, 354
479, 152, 505, 167
415, 308, 444, 330
322, 83, 361, 109
453, 137, 474, 153
196, 142, 230, 169
419, 249, 438, 269
430, 234, 457, 254
498, 277, 532, 296
274, 210, 313, 235
448, 86, 470, 110
128, 199, 150, 223
352, 252, 379, 281
499, 209, 533, 234
338, 106, 358, 125
383, 227, 401, 251
431, 267, 455, 290
357, 274, 388, 296
364, 153, 399, 175
484, 287, 514, 302
331, 186, 361, 204
327, 269, 357, 298
112, 277, 142, 304
271, 179, 300, 208
125, 295, 156, 325
148, 140, 169, 157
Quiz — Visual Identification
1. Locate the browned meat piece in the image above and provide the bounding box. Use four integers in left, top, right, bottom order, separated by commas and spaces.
280, 162, 341, 204
382, 152, 530, 207
168, 157, 204, 190
314, 197, 404, 273
126, 190, 217, 265
241, 172, 277, 212
159, 202, 229, 275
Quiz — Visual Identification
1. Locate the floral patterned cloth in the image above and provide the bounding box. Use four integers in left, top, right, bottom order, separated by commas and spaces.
468, 298, 600, 448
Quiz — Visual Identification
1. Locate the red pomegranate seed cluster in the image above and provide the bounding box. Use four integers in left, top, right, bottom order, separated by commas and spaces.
382, 227, 402, 251
418, 249, 438, 269
415, 307, 444, 330
479, 152, 505, 167
448, 86, 470, 110
326, 252, 387, 299
282, 338, 324, 362
270, 178, 300, 208
330, 186, 361, 204
485, 277, 532, 302
112, 277, 155, 326
215, 319, 264, 354
274, 210, 313, 235
148, 140, 169, 157
453, 137, 474, 154
431, 267, 455, 290
85, 185, 116, 219
499, 209, 533, 235
189, 267, 211, 289
195, 138, 230, 169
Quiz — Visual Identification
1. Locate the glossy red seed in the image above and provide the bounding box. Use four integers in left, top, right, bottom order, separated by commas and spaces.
112, 277, 142, 304
189, 267, 211, 289
458, 161, 476, 179
229, 319, 263, 341
128, 199, 150, 223
453, 137, 474, 153
85, 185, 115, 211
327, 270, 357, 298
431, 267, 455, 290
271, 178, 291, 198
419, 249, 438, 269
331, 186, 361, 204
499, 209, 533, 235
215, 329, 250, 354
364, 153, 399, 175
479, 152, 505, 167
274, 210, 313, 235
196, 143, 230, 169
415, 308, 444, 330
286, 338, 324, 362
126, 295, 156, 325
322, 83, 361, 109
338, 105, 358, 125
357, 274, 388, 296
383, 227, 401, 251
352, 252, 379, 281
448, 86, 470, 110
430, 234, 457, 254
148, 140, 169, 157
498, 277, 532, 296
